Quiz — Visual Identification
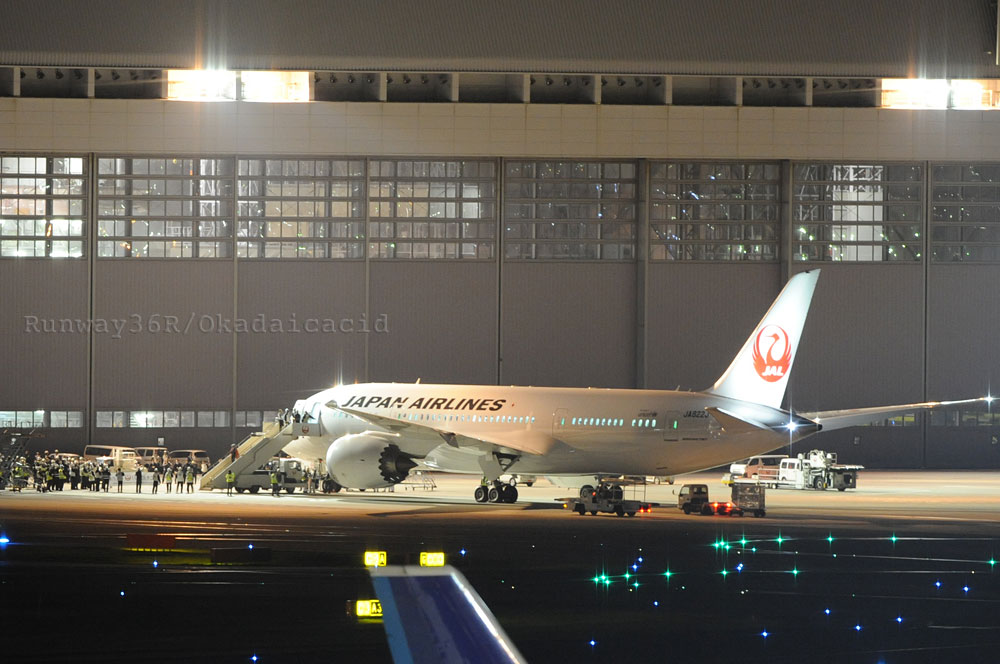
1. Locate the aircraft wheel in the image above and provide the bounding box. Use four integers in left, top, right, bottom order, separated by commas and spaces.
507, 477, 517, 487
505, 486, 518, 503
474, 486, 488, 503
579, 485, 594, 499
488, 487, 500, 503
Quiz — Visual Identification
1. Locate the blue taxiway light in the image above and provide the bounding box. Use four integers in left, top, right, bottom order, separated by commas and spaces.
248, 544, 254, 550
251, 656, 258, 663
855, 624, 862, 632
152, 560, 158, 568
896, 616, 903, 624
824, 608, 831, 615
761, 631, 768, 638
120, 591, 125, 597
935, 580, 942, 588
0, 536, 9, 544
653, 601, 659, 607
589, 640, 596, 647
637, 556, 643, 563
459, 549, 467, 556
964, 585, 970, 593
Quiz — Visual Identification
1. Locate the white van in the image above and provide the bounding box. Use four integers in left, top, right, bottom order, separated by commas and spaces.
83, 444, 139, 471
135, 447, 167, 465
166, 449, 212, 467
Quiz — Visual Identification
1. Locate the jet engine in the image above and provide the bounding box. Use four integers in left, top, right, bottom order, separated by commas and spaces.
325, 432, 418, 489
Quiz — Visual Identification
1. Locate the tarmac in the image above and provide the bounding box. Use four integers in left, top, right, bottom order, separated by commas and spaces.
2, 471, 1000, 663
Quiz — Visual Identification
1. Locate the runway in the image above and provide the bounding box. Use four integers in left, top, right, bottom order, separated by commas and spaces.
2, 471, 1000, 663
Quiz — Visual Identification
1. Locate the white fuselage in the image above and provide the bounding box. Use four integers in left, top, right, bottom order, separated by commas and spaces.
283, 383, 807, 479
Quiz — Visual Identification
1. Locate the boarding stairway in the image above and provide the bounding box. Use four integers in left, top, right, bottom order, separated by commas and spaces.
199, 422, 300, 490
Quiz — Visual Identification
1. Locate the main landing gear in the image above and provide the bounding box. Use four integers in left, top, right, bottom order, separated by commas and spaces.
474, 479, 519, 504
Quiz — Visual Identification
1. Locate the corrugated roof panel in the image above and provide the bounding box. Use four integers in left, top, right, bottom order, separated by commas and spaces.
0, 0, 996, 77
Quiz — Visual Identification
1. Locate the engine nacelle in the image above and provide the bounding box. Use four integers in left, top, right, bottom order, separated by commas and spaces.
325, 432, 418, 489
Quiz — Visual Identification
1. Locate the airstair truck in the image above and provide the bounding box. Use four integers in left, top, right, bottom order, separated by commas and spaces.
736, 449, 862, 491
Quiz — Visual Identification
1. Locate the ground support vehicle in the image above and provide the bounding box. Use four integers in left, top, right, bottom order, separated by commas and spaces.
234, 457, 306, 494
728, 449, 863, 491
562, 482, 654, 517
731, 480, 766, 517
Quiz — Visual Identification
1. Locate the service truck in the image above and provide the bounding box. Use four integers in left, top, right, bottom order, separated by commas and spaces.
234, 457, 306, 494
562, 481, 654, 517
728, 449, 862, 491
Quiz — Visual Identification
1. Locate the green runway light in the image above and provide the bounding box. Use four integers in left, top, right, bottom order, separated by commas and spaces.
624, 572, 631, 581
721, 569, 728, 577
989, 558, 996, 568
739, 537, 748, 547
791, 567, 799, 577
826, 534, 835, 544
663, 570, 673, 580
890, 534, 897, 543
775, 534, 785, 545
632, 581, 639, 589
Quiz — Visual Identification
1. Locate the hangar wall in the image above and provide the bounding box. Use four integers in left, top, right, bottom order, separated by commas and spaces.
2, 99, 999, 467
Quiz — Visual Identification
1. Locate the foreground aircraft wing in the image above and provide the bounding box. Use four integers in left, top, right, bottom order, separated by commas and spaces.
330, 403, 564, 456
371, 565, 527, 664
801, 397, 987, 431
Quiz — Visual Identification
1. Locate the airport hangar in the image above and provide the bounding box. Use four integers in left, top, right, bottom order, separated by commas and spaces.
1, 0, 1000, 471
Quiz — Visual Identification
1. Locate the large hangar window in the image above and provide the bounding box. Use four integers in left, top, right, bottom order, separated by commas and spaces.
369, 159, 496, 259
930, 164, 1000, 262
504, 160, 636, 260
0, 155, 86, 258
238, 159, 365, 259
792, 163, 922, 262
96, 157, 234, 258
648, 161, 779, 261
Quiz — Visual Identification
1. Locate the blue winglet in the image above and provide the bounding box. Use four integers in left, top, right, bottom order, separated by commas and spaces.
370, 565, 526, 664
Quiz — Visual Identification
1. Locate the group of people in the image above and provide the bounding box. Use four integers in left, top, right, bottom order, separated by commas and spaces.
1, 451, 205, 495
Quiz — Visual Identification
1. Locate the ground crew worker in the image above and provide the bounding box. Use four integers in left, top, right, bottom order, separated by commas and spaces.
270, 470, 280, 496
135, 466, 143, 493
116, 467, 124, 492
225, 469, 236, 496
175, 466, 184, 493
185, 467, 195, 493
151, 469, 160, 494
164, 467, 173, 494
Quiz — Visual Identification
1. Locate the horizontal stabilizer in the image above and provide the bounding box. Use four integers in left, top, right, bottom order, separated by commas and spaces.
802, 397, 987, 432
371, 565, 526, 664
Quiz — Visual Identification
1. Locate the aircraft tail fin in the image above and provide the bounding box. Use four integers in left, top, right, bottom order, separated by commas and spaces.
707, 270, 820, 410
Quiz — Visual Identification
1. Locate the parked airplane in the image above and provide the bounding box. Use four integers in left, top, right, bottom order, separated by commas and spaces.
284, 269, 981, 503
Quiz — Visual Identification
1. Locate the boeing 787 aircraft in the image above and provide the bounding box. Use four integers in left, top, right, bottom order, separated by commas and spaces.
282, 269, 978, 503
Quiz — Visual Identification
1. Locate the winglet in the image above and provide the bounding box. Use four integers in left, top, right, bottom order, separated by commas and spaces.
371, 565, 527, 664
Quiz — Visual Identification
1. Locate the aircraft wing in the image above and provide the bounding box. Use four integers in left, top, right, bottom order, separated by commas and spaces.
370, 565, 527, 664
800, 397, 987, 431
330, 403, 565, 456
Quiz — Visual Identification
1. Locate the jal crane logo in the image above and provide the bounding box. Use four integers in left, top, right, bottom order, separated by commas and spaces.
752, 324, 792, 382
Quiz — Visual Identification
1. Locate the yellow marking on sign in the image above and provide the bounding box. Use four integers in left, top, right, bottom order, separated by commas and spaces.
419, 551, 446, 567
364, 550, 387, 567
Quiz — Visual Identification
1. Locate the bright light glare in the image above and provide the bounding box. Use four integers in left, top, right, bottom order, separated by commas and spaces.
241, 71, 310, 103
167, 70, 237, 102
881, 79, 949, 109
785, 421, 799, 432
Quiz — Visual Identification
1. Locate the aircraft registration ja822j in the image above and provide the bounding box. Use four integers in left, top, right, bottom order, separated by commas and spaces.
283, 269, 982, 503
